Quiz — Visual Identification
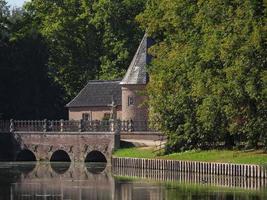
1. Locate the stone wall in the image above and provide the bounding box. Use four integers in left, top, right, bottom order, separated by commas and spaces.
8, 132, 119, 164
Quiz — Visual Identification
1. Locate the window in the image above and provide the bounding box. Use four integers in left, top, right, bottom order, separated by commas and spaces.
103, 113, 111, 120
128, 96, 134, 106
82, 113, 90, 121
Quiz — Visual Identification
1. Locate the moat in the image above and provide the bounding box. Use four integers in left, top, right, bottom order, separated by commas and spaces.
0, 162, 267, 200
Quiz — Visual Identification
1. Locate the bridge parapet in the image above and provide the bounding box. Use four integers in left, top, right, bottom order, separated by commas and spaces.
0, 119, 161, 162
10, 119, 114, 133
0, 119, 157, 133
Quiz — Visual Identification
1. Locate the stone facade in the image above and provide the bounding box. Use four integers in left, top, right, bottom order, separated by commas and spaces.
9, 131, 120, 164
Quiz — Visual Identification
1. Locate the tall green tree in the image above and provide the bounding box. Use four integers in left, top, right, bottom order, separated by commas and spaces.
0, 4, 67, 120
25, 0, 100, 97
90, 0, 147, 80
26, 0, 146, 97
137, 0, 267, 151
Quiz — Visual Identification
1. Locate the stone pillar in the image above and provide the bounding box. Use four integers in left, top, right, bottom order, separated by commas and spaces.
79, 119, 83, 132
109, 119, 115, 132
114, 120, 121, 150
10, 119, 14, 133
60, 119, 64, 132
43, 119, 47, 132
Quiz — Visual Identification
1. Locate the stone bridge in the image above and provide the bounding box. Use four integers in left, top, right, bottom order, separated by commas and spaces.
0, 120, 121, 165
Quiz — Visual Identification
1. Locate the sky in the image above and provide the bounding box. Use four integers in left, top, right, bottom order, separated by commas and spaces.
7, 0, 27, 8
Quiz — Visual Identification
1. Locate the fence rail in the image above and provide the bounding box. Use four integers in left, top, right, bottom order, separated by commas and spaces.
0, 119, 156, 133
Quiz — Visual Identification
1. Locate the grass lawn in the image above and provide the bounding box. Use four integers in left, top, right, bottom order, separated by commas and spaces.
113, 147, 267, 165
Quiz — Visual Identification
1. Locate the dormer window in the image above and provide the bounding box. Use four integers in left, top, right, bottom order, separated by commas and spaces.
128, 96, 134, 106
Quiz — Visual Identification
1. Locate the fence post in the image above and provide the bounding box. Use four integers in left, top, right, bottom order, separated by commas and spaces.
60, 119, 64, 132
10, 119, 14, 133
43, 119, 47, 132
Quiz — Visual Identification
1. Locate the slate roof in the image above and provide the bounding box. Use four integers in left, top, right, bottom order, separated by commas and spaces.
120, 34, 153, 85
66, 80, 121, 107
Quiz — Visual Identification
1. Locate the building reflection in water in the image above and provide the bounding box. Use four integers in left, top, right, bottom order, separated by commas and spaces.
10, 162, 113, 200
0, 162, 267, 200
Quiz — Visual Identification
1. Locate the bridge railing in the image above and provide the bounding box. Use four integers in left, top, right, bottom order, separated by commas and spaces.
10, 119, 113, 133
120, 120, 156, 132
13, 120, 44, 132
83, 120, 110, 132
47, 120, 61, 132
6, 119, 157, 133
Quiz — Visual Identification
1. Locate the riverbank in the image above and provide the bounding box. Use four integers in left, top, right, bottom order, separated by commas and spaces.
113, 147, 267, 165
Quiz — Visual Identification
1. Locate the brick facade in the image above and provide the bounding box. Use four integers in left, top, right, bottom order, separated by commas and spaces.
9, 132, 119, 164
69, 106, 122, 121
121, 85, 148, 121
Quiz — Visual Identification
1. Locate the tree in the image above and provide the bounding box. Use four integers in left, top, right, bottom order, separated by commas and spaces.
26, 0, 147, 97
0, 4, 67, 120
90, 0, 147, 80
137, 0, 267, 151
25, 0, 100, 97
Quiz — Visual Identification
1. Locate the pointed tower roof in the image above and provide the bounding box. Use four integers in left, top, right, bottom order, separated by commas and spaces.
120, 34, 153, 85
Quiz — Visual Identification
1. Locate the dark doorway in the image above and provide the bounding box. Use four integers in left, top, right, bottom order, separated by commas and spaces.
50, 150, 71, 162
16, 149, 36, 161
85, 151, 107, 163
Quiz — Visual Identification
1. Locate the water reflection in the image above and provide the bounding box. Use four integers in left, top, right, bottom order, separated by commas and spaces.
0, 162, 266, 200
113, 167, 267, 191
50, 162, 71, 174
86, 162, 107, 174
16, 162, 36, 175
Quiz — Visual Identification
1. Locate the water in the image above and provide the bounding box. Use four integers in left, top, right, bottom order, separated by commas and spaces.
0, 162, 266, 200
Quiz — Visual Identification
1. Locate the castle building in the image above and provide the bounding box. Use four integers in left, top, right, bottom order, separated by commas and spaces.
66, 34, 153, 122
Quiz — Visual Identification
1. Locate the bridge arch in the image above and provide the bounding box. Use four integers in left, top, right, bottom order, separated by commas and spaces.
85, 150, 107, 163
50, 150, 71, 162
16, 149, 37, 161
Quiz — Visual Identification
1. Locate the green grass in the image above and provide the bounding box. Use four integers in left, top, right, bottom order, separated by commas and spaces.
113, 147, 267, 165
113, 147, 156, 159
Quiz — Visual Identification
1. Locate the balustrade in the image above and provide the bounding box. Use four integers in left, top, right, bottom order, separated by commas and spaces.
119, 120, 155, 132
0, 119, 156, 133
